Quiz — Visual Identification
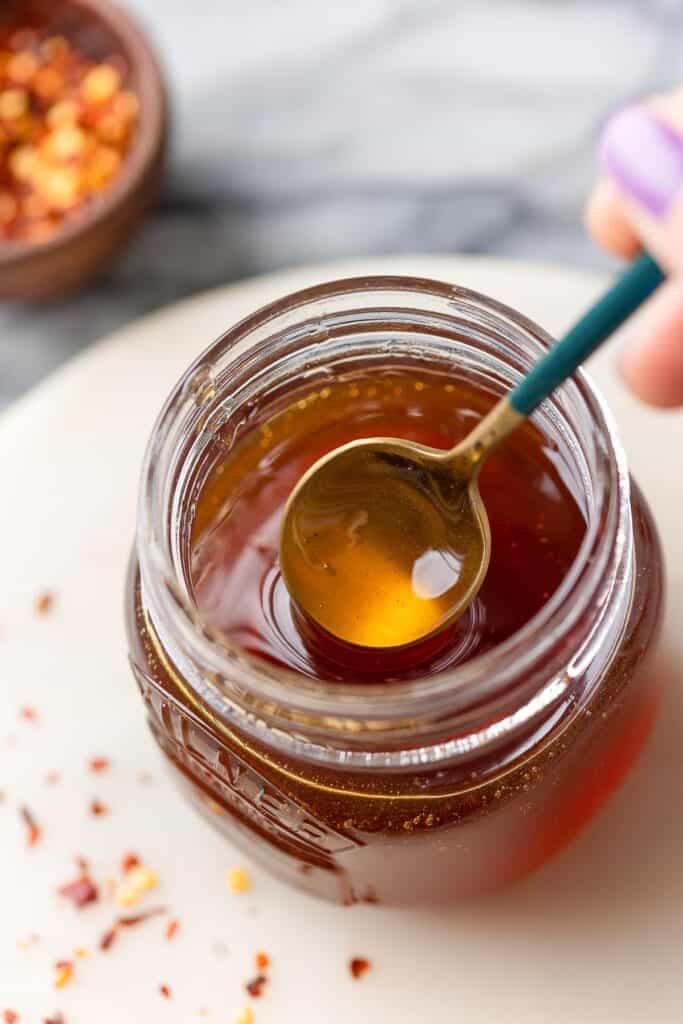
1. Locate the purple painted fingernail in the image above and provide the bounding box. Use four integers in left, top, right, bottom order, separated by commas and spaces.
600, 105, 683, 217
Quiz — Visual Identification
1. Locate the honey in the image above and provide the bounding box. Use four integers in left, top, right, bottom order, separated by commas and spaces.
190, 372, 586, 679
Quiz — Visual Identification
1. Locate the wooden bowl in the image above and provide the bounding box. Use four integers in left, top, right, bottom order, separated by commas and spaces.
0, 0, 168, 301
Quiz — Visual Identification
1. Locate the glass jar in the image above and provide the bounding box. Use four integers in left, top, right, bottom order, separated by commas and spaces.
126, 276, 665, 906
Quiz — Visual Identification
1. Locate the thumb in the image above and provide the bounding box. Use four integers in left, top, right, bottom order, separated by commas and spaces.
600, 102, 683, 274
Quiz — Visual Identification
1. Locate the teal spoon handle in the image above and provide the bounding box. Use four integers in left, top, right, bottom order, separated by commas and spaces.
509, 252, 665, 417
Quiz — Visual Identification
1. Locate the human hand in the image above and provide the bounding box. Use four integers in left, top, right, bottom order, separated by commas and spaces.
585, 93, 683, 407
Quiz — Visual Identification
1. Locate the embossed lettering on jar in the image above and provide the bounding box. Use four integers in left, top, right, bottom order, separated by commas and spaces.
126, 277, 665, 906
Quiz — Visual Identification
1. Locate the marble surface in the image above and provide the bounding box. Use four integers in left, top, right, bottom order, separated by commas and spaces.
2, 0, 683, 408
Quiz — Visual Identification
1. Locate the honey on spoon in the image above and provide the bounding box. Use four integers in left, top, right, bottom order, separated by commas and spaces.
280, 254, 663, 650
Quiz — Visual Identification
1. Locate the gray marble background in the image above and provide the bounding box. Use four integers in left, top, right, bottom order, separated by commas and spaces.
2, 0, 682, 409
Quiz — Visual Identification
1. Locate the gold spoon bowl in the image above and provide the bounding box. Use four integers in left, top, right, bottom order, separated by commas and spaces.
280, 402, 520, 649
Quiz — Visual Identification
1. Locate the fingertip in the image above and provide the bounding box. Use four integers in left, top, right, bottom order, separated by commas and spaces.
584, 177, 642, 258
620, 353, 683, 408
618, 280, 683, 408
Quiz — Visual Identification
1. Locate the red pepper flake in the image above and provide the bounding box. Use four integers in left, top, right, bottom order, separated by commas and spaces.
99, 906, 166, 952
254, 951, 270, 971
3, 1010, 19, 1023
226, 866, 250, 893
119, 906, 166, 928
19, 706, 38, 723
45, 771, 60, 785
58, 874, 98, 908
245, 975, 267, 999
19, 805, 41, 847
89, 757, 109, 773
121, 851, 140, 873
165, 918, 180, 941
89, 799, 108, 816
54, 960, 74, 989
34, 591, 54, 616
349, 957, 371, 980
159, 984, 171, 999
43, 1016, 65, 1024
98, 927, 117, 952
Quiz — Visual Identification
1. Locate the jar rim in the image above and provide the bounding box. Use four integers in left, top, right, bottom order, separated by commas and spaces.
137, 275, 631, 752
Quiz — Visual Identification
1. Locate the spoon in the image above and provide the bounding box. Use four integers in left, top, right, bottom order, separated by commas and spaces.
280, 253, 664, 650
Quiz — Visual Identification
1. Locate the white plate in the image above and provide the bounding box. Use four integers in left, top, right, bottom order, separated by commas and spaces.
1, 255, 681, 1024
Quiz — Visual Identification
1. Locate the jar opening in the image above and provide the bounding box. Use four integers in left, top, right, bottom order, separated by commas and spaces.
137, 276, 631, 761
